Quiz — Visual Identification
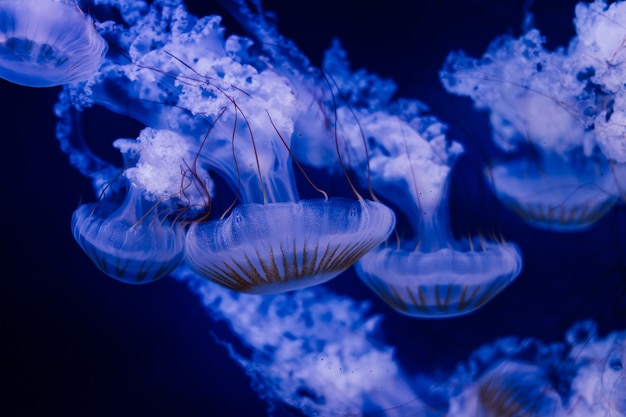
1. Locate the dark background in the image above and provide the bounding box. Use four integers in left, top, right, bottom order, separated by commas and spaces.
2, 0, 624, 416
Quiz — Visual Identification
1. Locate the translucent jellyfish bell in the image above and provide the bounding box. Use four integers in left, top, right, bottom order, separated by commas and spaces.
185, 198, 393, 294
348, 112, 522, 318
489, 152, 618, 232
0, 0, 107, 87
448, 361, 565, 417
182, 93, 395, 294
567, 321, 626, 415
72, 184, 185, 284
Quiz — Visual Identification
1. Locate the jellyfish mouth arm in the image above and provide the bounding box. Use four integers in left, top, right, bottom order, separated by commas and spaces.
440, 0, 626, 168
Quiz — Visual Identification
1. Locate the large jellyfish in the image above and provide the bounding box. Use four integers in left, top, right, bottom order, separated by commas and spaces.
64, 0, 395, 293
292, 44, 523, 318
441, 3, 624, 231
0, 0, 107, 87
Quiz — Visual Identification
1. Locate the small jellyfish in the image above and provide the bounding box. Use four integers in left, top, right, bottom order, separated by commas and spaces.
354, 137, 523, 318
440, 18, 623, 231
448, 361, 565, 417
488, 152, 618, 232
72, 183, 186, 284
0, 0, 107, 87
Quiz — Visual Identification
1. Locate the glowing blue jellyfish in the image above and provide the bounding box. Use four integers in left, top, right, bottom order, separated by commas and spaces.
71, 129, 188, 284
441, 8, 621, 231
569, 0, 626, 205
488, 153, 617, 231
178, 61, 395, 294
353, 131, 523, 318
0, 0, 107, 87
444, 321, 626, 417
72, 184, 186, 284
185, 199, 393, 294
448, 361, 565, 416
300, 44, 523, 317
3, 0, 626, 415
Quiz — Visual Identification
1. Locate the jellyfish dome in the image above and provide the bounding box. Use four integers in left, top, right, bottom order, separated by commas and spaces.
489, 152, 618, 231
0, 0, 107, 87
72, 184, 186, 284
440, 8, 623, 231
448, 361, 565, 417
185, 198, 393, 294
177, 58, 395, 294
70, 128, 198, 285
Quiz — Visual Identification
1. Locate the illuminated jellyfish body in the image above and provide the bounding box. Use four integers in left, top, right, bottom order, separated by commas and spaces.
441, 12, 621, 231
185, 199, 393, 295
72, 185, 185, 284
448, 361, 565, 417
353, 136, 523, 318
179, 76, 395, 294
71, 129, 189, 284
297, 44, 522, 317
489, 153, 617, 232
62, 0, 394, 293
0, 0, 107, 87
441, 320, 626, 417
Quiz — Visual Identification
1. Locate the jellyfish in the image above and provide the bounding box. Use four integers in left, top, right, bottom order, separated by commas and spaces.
487, 152, 617, 232
179, 64, 395, 294
448, 360, 565, 417
352, 118, 523, 318
568, 0, 626, 204
0, 0, 107, 87
72, 183, 186, 284
440, 11, 621, 231
3, 0, 626, 415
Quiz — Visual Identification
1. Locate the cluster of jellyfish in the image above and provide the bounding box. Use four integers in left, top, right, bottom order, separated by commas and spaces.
1, 0, 625, 415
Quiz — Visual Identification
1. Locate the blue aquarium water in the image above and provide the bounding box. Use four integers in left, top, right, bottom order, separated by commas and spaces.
2, 0, 624, 416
